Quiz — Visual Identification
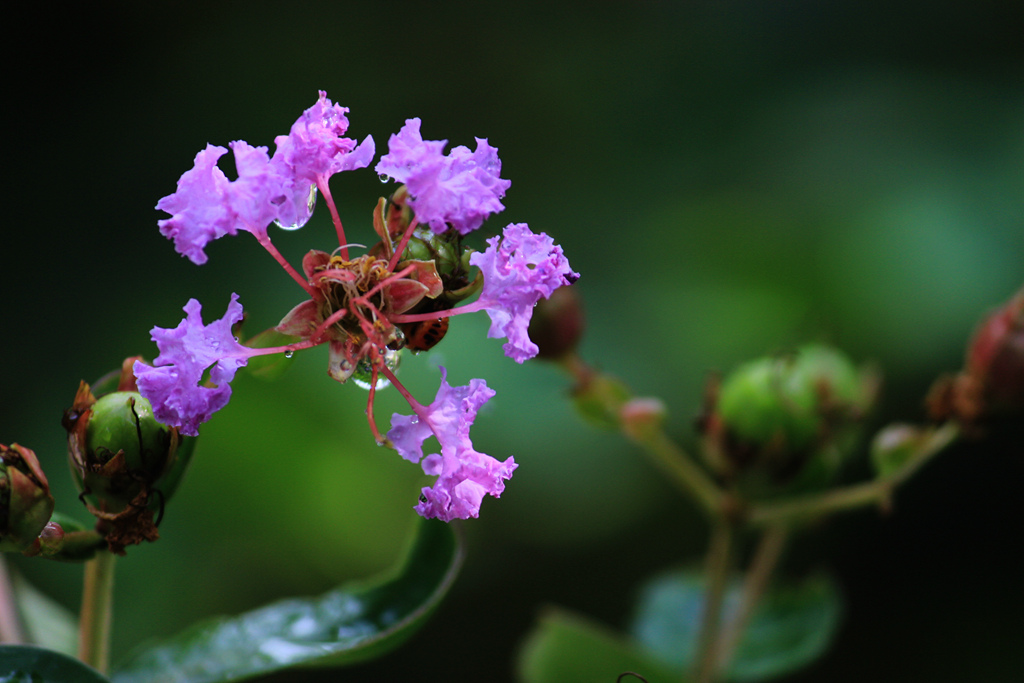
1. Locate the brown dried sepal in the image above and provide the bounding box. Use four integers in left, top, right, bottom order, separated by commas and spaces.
85, 487, 160, 556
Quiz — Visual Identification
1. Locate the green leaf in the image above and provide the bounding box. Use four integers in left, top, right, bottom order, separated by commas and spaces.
630, 569, 842, 682
518, 609, 686, 683
10, 571, 79, 658
111, 518, 463, 683
0, 645, 111, 683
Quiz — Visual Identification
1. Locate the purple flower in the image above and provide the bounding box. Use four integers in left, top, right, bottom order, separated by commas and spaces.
387, 368, 517, 521
157, 92, 373, 262
226, 141, 289, 237
134, 294, 250, 436
469, 223, 579, 363
272, 90, 375, 184
156, 142, 293, 261
156, 145, 237, 265
375, 118, 510, 235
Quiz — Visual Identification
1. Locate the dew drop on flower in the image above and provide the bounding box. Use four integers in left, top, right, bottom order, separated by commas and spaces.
378, 173, 390, 184
284, 350, 294, 359
274, 184, 318, 231
352, 348, 402, 390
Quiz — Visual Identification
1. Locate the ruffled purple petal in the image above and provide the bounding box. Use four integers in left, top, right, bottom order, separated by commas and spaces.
157, 92, 372, 258
134, 294, 250, 436
375, 118, 510, 235
415, 450, 517, 522
469, 223, 579, 363
386, 367, 515, 521
156, 145, 236, 265
226, 141, 285, 238
272, 90, 375, 183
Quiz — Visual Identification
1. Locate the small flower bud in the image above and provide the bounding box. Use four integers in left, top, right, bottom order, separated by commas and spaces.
528, 285, 585, 360
620, 397, 667, 441
928, 288, 1024, 424
0, 443, 54, 553
64, 358, 196, 554
870, 423, 928, 478
703, 344, 875, 497
572, 372, 633, 430
965, 289, 1024, 416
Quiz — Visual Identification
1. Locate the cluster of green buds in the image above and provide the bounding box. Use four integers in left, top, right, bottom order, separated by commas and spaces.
63, 358, 196, 555
699, 344, 877, 499
0, 443, 55, 555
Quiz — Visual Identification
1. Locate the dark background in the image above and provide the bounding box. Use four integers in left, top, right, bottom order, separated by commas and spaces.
3, 1, 1022, 680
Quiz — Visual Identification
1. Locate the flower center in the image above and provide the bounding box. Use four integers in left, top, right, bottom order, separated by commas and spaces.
313, 254, 400, 348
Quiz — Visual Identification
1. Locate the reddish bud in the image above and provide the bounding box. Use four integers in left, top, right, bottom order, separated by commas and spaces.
528, 285, 585, 360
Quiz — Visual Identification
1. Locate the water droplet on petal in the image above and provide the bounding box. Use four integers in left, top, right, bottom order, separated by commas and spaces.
274, 184, 318, 231
378, 173, 390, 184
284, 350, 294, 359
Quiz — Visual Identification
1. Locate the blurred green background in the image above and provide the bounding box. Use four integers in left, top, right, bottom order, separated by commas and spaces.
4, 1, 1022, 680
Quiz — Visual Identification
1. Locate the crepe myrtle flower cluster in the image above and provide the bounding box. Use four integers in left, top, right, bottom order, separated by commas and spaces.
134, 92, 578, 521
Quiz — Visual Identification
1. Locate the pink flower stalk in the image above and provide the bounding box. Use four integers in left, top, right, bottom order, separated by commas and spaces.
375, 118, 510, 235
388, 368, 516, 521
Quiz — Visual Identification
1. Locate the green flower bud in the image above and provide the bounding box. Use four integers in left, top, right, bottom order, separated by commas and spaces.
704, 344, 875, 498
64, 358, 196, 554
0, 443, 54, 553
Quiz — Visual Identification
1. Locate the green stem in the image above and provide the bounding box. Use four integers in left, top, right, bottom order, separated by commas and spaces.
0, 555, 26, 644
748, 422, 959, 527
78, 550, 116, 673
560, 353, 726, 517
637, 429, 727, 518
694, 519, 736, 683
716, 524, 790, 670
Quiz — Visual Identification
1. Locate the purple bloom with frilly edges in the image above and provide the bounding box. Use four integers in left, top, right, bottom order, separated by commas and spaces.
375, 118, 510, 235
469, 223, 579, 363
273, 90, 375, 183
156, 92, 373, 263
134, 294, 249, 436
156, 145, 237, 265
387, 367, 516, 521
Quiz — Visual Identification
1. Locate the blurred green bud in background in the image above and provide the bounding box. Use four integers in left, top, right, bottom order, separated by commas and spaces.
701, 344, 876, 499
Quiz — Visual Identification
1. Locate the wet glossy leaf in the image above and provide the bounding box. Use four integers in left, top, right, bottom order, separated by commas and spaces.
0, 645, 111, 683
630, 569, 842, 682
518, 609, 685, 683
111, 519, 463, 683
